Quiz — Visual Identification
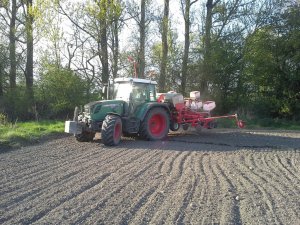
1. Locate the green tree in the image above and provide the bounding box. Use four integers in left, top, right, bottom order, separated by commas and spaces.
243, 4, 300, 119
37, 65, 87, 118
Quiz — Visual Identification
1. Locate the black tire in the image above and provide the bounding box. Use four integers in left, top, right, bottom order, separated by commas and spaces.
182, 123, 189, 130
75, 131, 95, 142
140, 108, 170, 141
101, 115, 122, 146
195, 123, 202, 133
170, 122, 180, 131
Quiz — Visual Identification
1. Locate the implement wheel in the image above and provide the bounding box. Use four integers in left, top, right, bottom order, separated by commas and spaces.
170, 122, 180, 131
140, 108, 170, 140
101, 115, 122, 146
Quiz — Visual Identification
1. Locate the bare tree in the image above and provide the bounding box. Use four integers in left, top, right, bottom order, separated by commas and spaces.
180, 0, 198, 95
158, 0, 169, 92
138, 0, 146, 78
199, 0, 220, 96
59, 0, 122, 87
21, 0, 34, 102
9, 0, 17, 89
0, 44, 8, 96
126, 0, 154, 78
0, 0, 19, 89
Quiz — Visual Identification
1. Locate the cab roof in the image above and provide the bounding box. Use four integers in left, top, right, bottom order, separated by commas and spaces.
114, 77, 157, 85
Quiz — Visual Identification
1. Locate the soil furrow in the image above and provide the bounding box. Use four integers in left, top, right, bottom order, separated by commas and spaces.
0, 143, 123, 187
134, 151, 192, 224
0, 145, 96, 184
1, 129, 299, 224
186, 153, 210, 224
214, 161, 242, 225
32, 150, 162, 224
0, 148, 136, 207
229, 153, 272, 224
234, 153, 292, 224
68, 151, 163, 225
274, 154, 300, 182
198, 154, 222, 224
122, 151, 182, 224
152, 151, 193, 224
251, 153, 300, 198
173, 153, 198, 225
1, 150, 155, 223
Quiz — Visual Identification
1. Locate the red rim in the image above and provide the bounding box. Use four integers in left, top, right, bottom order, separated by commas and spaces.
114, 121, 121, 141
149, 113, 166, 137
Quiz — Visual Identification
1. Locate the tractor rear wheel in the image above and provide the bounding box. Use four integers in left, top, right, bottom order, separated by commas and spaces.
140, 108, 169, 140
101, 115, 122, 146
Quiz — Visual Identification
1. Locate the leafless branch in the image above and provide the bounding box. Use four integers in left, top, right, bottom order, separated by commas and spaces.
58, 2, 96, 40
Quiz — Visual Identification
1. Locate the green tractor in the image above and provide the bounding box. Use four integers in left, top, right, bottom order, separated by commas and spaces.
65, 77, 171, 146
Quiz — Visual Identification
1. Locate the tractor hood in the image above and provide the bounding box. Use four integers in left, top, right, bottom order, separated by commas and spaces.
84, 100, 126, 121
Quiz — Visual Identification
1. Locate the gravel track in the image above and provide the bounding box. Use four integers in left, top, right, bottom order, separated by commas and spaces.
0, 129, 300, 224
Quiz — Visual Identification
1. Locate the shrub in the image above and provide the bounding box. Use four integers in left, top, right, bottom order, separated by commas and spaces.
36, 66, 88, 118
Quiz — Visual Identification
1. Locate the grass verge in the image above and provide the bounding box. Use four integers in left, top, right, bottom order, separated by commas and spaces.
0, 120, 65, 149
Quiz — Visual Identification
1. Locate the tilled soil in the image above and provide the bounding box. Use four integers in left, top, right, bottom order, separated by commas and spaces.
0, 129, 300, 225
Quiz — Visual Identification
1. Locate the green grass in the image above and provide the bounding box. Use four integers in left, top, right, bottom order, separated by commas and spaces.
0, 120, 64, 149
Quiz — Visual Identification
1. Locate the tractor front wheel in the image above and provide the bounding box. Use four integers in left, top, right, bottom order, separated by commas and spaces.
140, 108, 170, 140
101, 115, 122, 146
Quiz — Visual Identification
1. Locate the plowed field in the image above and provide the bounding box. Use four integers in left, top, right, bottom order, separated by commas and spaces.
1, 129, 300, 225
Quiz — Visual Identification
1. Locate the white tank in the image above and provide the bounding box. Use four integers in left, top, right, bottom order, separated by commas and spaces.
164, 93, 184, 106
203, 101, 216, 111
190, 101, 203, 110
190, 91, 200, 100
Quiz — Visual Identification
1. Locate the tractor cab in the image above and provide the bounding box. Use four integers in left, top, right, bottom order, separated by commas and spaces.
112, 77, 157, 115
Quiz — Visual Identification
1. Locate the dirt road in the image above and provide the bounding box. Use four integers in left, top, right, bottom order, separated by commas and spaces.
1, 129, 300, 225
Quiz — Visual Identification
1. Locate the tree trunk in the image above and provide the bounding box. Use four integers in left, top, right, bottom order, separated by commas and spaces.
25, 0, 34, 103
158, 0, 169, 93
204, 0, 213, 58
9, 0, 17, 89
0, 65, 3, 96
201, 0, 216, 97
99, 1, 109, 85
181, 0, 191, 96
138, 0, 146, 78
100, 25, 109, 84
112, 19, 119, 79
